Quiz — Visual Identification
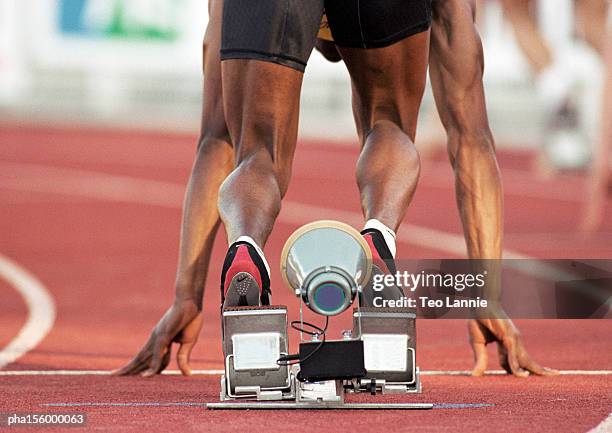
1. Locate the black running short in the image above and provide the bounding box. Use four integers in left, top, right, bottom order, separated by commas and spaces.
221, 0, 432, 72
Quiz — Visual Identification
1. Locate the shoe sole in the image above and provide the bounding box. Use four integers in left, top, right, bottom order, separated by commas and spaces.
223, 272, 262, 309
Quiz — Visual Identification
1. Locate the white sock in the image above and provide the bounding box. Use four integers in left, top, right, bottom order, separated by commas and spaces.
363, 219, 397, 258
235, 236, 271, 277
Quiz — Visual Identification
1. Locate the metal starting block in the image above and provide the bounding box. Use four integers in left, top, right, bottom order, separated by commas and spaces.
220, 306, 294, 401
350, 307, 421, 394
208, 222, 429, 410
211, 305, 426, 409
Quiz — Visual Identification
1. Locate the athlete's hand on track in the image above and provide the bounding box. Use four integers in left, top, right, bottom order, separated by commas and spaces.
468, 318, 559, 378
113, 300, 203, 377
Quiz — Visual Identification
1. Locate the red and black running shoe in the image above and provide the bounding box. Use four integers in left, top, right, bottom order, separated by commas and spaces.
362, 228, 397, 275
360, 228, 403, 307
220, 241, 271, 309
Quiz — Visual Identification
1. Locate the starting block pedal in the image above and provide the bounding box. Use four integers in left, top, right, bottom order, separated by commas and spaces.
221, 306, 294, 401
351, 307, 421, 394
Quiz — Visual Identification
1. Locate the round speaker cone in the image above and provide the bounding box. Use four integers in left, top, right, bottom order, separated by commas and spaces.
312, 282, 346, 314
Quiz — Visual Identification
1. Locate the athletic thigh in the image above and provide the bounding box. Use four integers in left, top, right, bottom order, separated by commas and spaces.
220, 0, 320, 186
221, 61, 303, 166
337, 31, 430, 142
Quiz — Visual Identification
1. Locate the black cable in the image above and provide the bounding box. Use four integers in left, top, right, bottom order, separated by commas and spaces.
289, 317, 328, 336
277, 316, 329, 366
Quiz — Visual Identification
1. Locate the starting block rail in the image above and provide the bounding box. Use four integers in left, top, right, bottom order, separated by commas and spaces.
207, 402, 434, 410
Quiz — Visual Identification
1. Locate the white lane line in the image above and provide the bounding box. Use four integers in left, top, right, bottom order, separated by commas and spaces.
43, 402, 208, 407
40, 402, 493, 409
0, 369, 224, 376
0, 162, 604, 375
420, 370, 612, 376
0, 254, 56, 369
0, 162, 184, 208
0, 162, 527, 258
1, 369, 611, 376
589, 414, 612, 433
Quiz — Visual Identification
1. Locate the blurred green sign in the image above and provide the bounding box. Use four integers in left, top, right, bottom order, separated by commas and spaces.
60, 0, 183, 41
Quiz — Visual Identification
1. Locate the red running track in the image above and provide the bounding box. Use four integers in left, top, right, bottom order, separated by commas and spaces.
0, 123, 611, 432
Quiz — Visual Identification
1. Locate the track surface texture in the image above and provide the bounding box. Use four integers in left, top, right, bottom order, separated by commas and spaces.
1, 124, 611, 432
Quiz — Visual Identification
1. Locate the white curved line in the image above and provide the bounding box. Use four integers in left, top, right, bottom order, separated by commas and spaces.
0, 161, 527, 258
0, 161, 490, 371
589, 414, 612, 433
0, 254, 56, 369
0, 161, 527, 370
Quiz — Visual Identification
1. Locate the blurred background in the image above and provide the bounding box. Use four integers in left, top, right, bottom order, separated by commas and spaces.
0, 0, 610, 232
0, 0, 605, 145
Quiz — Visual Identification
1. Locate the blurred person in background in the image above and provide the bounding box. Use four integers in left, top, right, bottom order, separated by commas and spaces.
114, 0, 556, 378
500, 0, 610, 172
583, 9, 612, 232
